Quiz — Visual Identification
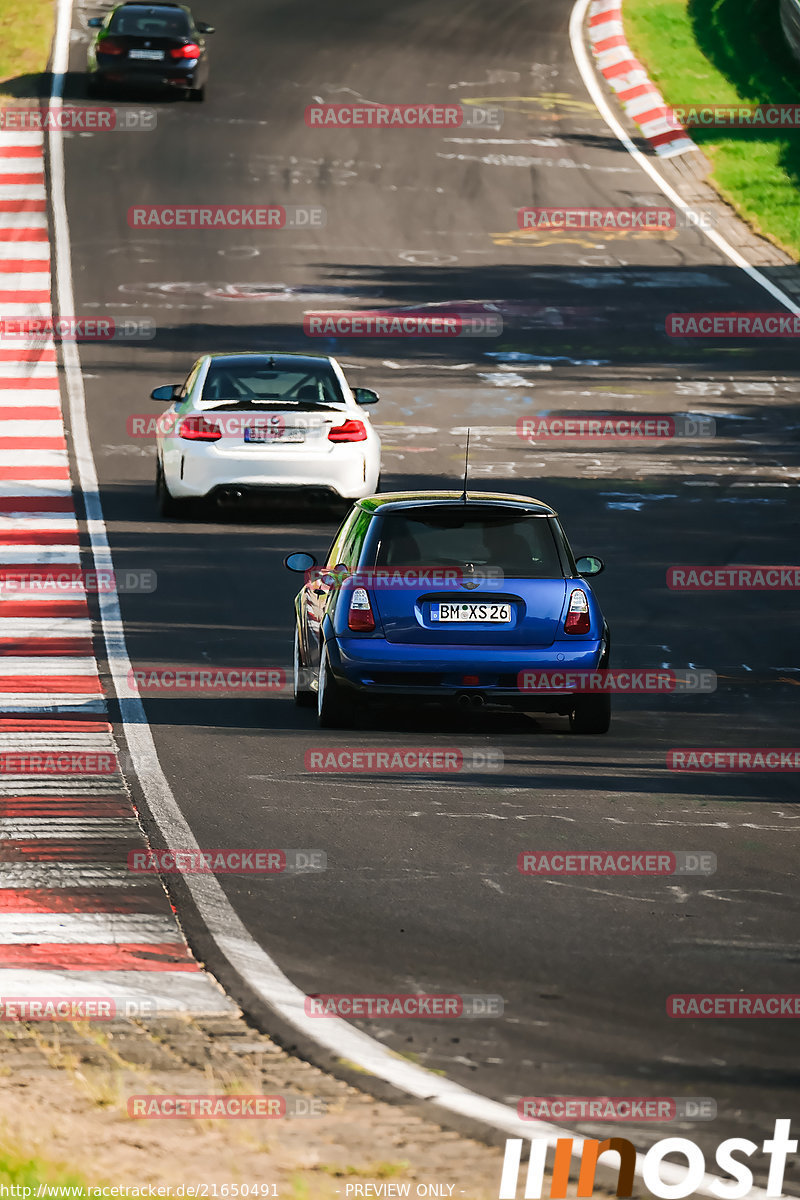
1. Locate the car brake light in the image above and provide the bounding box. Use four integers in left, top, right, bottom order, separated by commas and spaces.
328, 419, 367, 442
179, 415, 222, 442
564, 589, 591, 635
169, 42, 201, 58
348, 587, 375, 631
97, 38, 125, 55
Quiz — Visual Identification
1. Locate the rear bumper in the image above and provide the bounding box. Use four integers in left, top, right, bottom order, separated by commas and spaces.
91, 64, 202, 88
163, 441, 379, 501
326, 635, 607, 709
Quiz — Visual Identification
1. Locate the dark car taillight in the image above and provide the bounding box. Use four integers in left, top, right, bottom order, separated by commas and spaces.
348, 587, 375, 631
169, 42, 201, 59
179, 415, 221, 442
328, 420, 367, 443
97, 38, 125, 55
564, 588, 591, 635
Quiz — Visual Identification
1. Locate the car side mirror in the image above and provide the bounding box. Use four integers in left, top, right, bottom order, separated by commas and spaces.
284, 552, 317, 572
575, 555, 604, 577
353, 387, 379, 406
87, 16, 102, 26
196, 21, 215, 32
151, 384, 181, 402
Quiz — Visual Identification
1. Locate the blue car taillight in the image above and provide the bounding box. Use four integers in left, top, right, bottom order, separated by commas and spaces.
348, 586, 375, 632
564, 588, 591, 635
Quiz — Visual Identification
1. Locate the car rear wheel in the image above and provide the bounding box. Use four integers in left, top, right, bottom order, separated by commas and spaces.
569, 694, 611, 735
188, 85, 205, 102
317, 647, 356, 728
155, 457, 183, 519
293, 630, 315, 708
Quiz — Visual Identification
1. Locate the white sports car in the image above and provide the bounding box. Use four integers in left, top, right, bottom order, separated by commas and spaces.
151, 352, 382, 516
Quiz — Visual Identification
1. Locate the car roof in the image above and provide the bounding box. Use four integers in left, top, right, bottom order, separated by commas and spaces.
357, 491, 557, 517
203, 353, 334, 369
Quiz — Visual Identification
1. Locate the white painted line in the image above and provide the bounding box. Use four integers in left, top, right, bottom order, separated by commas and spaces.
0, 133, 44, 148
0, 820, 138, 841
0, 360, 59, 376
0, 913, 183, 943
46, 0, 791, 1191
0, 698, 105, 712
0, 617, 92, 636
0, 214, 48, 231
0, 968, 236, 1013
0, 423, 66, 439
0, 864, 157, 888
0, 304, 52, 317
0, 659, 97, 674
571, 0, 800, 316
0, 245, 50, 261
0, 546, 80, 563
0, 159, 47, 174
0, 515, 78, 529
0, 731, 113, 747
0, 186, 46, 200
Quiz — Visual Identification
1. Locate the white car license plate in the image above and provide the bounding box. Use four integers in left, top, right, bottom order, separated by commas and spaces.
431, 602, 511, 623
129, 48, 165, 59
244, 426, 304, 444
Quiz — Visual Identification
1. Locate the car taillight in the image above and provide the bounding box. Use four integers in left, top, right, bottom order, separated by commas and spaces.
328, 420, 367, 442
169, 42, 201, 58
179, 415, 221, 442
97, 38, 125, 55
348, 587, 375, 631
564, 589, 591, 635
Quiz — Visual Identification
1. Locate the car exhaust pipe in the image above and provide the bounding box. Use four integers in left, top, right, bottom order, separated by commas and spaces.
456, 692, 486, 709
217, 487, 245, 507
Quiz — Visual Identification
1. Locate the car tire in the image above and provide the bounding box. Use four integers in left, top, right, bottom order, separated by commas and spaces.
155, 457, 183, 519
87, 78, 104, 99
188, 85, 205, 102
569, 694, 611, 735
317, 646, 356, 729
293, 629, 315, 708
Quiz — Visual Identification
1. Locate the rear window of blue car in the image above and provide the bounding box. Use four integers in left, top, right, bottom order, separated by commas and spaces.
372, 507, 563, 577
109, 6, 193, 35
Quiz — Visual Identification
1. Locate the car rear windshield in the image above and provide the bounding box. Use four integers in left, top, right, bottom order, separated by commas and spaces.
373, 507, 563, 577
109, 6, 192, 35
200, 362, 345, 406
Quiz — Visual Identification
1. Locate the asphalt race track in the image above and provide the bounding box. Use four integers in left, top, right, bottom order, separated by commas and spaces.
61, 0, 800, 1187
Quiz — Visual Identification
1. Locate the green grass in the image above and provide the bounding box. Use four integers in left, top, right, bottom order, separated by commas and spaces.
623, 0, 800, 257
0, 1146, 91, 1196
0, 0, 55, 99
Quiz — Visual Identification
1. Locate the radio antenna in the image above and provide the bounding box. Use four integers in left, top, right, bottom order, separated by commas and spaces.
460, 428, 471, 503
